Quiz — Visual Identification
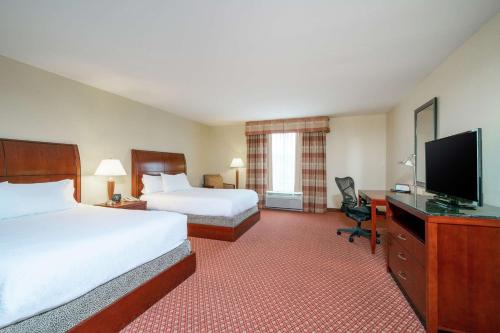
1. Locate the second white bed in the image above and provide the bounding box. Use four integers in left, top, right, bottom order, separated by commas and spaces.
141, 187, 259, 217
0, 204, 187, 329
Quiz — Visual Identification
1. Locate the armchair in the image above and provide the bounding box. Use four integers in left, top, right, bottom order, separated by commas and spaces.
203, 174, 236, 189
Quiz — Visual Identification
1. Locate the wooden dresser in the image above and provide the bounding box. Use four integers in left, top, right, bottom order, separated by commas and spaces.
386, 193, 500, 333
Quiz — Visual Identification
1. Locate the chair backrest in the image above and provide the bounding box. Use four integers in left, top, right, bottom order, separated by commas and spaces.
335, 177, 357, 211
204, 174, 224, 189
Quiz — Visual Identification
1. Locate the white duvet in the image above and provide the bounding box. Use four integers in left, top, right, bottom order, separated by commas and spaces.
141, 188, 258, 217
0, 204, 187, 328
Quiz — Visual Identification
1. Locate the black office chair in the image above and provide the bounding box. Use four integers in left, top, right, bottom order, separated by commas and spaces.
335, 177, 381, 244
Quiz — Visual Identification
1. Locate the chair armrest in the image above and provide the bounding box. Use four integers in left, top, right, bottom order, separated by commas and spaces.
223, 183, 236, 189
203, 185, 215, 188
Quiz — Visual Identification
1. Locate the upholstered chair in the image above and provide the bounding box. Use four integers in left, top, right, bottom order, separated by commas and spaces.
203, 174, 236, 189
335, 176, 381, 244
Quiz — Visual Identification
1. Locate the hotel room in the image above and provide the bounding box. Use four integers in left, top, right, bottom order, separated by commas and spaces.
0, 1, 499, 332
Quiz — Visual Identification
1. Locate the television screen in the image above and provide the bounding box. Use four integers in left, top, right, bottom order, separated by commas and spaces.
425, 130, 482, 204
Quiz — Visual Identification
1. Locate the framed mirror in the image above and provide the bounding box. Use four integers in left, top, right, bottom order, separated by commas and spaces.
415, 97, 437, 186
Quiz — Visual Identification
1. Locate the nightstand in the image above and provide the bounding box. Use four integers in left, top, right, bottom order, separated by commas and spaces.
95, 200, 147, 210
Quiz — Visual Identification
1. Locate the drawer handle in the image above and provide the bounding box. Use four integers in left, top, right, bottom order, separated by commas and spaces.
397, 233, 407, 241
398, 271, 407, 280
397, 252, 407, 261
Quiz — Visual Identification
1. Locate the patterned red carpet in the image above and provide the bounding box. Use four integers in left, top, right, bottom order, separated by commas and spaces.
122, 210, 424, 332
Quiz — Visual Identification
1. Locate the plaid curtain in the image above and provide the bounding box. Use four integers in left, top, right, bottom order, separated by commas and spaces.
302, 132, 327, 213
245, 116, 330, 135
246, 134, 268, 208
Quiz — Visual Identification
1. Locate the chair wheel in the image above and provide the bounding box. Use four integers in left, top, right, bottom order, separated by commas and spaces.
337, 231, 341, 236
376, 239, 381, 244
348, 237, 354, 243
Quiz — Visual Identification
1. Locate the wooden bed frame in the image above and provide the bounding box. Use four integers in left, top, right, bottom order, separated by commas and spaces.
0, 138, 82, 200
0, 138, 196, 332
131, 149, 260, 241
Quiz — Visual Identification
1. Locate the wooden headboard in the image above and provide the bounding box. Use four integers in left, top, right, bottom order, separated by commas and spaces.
0, 138, 81, 202
131, 149, 186, 197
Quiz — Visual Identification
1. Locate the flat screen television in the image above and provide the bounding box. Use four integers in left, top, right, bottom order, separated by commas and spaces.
425, 129, 482, 207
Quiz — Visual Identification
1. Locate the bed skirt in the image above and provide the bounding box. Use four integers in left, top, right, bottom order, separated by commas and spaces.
1, 240, 192, 333
186, 206, 258, 228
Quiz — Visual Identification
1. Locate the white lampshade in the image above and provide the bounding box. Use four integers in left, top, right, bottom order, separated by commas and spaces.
94, 159, 127, 176
230, 158, 245, 168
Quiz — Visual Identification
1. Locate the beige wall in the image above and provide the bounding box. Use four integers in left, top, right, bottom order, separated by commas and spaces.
207, 114, 387, 209
326, 115, 386, 208
206, 124, 247, 188
9, 8, 497, 209
0, 55, 387, 209
0, 55, 211, 204
386, 12, 500, 205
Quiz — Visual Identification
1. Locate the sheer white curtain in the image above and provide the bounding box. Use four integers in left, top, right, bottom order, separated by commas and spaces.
270, 133, 298, 193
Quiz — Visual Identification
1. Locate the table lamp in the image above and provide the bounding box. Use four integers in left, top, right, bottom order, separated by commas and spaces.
399, 154, 416, 193
94, 159, 127, 203
230, 158, 245, 189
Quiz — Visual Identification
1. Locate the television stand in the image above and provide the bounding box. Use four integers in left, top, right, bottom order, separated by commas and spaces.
428, 196, 477, 210
386, 192, 500, 333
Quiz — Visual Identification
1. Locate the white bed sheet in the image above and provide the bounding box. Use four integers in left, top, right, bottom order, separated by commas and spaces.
0, 204, 187, 328
141, 188, 258, 217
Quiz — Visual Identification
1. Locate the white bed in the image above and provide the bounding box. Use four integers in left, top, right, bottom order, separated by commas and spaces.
0, 204, 187, 329
141, 187, 259, 217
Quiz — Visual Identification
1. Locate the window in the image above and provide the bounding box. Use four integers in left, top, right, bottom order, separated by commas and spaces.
271, 133, 297, 193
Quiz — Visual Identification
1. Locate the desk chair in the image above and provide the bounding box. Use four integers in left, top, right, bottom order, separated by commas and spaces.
335, 177, 380, 244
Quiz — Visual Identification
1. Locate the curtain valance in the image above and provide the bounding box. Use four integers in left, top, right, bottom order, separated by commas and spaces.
245, 116, 330, 136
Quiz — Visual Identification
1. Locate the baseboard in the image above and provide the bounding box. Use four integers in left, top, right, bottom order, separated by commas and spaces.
327, 207, 386, 216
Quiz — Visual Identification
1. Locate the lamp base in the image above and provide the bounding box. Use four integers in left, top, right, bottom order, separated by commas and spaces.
107, 179, 115, 201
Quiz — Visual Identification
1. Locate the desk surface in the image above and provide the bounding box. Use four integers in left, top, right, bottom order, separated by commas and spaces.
358, 190, 388, 201
387, 192, 500, 220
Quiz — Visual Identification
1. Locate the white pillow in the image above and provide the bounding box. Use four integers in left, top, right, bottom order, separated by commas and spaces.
0, 179, 77, 220
141, 174, 163, 194
161, 173, 192, 193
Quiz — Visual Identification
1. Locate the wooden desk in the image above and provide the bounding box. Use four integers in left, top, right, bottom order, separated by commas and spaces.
358, 190, 387, 254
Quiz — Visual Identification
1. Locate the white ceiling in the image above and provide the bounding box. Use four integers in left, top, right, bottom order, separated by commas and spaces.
1, 1, 499, 125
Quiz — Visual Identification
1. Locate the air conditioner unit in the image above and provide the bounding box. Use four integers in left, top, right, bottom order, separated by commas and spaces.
265, 191, 303, 211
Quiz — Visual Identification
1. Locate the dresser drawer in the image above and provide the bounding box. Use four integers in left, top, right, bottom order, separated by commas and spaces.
388, 218, 425, 266
388, 235, 426, 318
